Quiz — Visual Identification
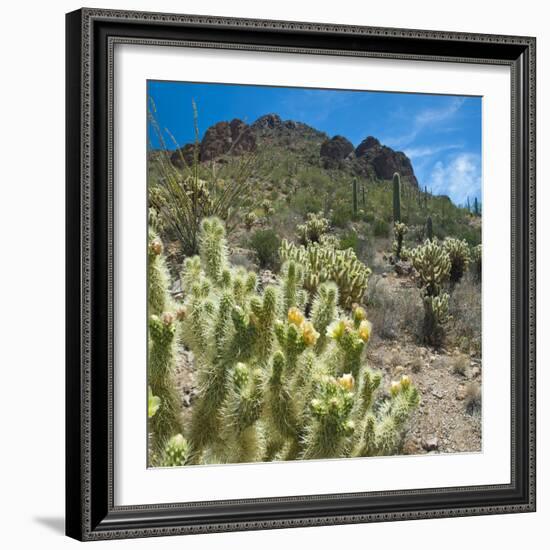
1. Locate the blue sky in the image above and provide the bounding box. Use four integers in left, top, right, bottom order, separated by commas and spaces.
148, 81, 482, 206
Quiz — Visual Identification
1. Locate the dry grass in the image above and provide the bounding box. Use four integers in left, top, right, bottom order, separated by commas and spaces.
451, 355, 469, 377
464, 381, 481, 414
366, 276, 423, 340
449, 273, 481, 355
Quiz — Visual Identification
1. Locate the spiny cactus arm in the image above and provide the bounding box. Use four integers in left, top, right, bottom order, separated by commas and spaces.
148, 229, 170, 316
198, 217, 228, 284
220, 363, 264, 463
301, 376, 356, 459
148, 313, 183, 454
311, 282, 339, 353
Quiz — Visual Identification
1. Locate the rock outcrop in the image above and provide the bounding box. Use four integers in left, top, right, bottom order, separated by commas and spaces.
320, 135, 355, 169
354, 136, 418, 186
200, 119, 256, 162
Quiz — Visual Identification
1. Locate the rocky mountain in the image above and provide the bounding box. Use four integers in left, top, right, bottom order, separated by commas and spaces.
169, 113, 418, 187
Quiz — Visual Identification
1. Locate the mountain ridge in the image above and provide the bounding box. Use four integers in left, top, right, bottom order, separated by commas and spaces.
167, 113, 418, 188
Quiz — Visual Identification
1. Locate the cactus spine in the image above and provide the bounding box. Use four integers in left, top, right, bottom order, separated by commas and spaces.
392, 172, 401, 222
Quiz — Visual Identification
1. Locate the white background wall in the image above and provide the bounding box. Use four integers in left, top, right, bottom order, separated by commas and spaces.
0, 0, 546, 547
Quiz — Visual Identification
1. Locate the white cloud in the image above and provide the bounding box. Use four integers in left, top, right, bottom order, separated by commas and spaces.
384, 98, 465, 148
428, 153, 481, 206
404, 143, 463, 160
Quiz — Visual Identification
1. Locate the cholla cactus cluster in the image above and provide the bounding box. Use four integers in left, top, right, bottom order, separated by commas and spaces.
410, 239, 451, 346
244, 211, 257, 231
261, 198, 274, 217
471, 243, 482, 282
165, 217, 419, 465
443, 237, 471, 284
392, 222, 408, 261
296, 211, 330, 244
147, 229, 187, 463
279, 237, 371, 310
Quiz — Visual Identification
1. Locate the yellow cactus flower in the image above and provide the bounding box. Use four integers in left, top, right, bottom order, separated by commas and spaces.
287, 306, 305, 327
338, 373, 355, 392
353, 305, 367, 322
400, 375, 411, 390
326, 319, 347, 340
358, 320, 373, 343
390, 380, 401, 397
301, 321, 320, 347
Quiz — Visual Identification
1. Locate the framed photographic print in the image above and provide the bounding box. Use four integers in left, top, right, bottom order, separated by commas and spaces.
65, 8, 536, 541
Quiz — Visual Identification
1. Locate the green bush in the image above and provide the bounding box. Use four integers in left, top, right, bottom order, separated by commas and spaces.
249, 229, 281, 269
373, 219, 390, 237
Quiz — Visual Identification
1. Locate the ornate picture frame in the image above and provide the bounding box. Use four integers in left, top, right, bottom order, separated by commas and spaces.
66, 8, 536, 541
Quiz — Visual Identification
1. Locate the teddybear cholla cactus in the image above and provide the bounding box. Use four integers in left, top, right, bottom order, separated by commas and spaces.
279, 237, 371, 310
471, 243, 482, 282
161, 434, 190, 467
392, 222, 408, 261
296, 211, 330, 244
443, 237, 471, 284
174, 217, 419, 465
147, 230, 185, 459
411, 239, 451, 346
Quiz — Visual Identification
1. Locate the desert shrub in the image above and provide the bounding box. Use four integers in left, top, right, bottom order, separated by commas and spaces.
293, 187, 324, 215
249, 229, 281, 269
331, 202, 351, 228
365, 276, 423, 340
373, 219, 390, 237
449, 273, 481, 355
339, 229, 359, 252
174, 217, 420, 464
451, 355, 469, 377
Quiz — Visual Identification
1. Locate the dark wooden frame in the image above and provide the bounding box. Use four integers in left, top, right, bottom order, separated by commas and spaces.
66, 7, 536, 541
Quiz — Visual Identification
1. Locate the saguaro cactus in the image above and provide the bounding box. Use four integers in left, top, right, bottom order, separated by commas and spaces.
426, 216, 433, 241
392, 172, 401, 222
352, 178, 358, 218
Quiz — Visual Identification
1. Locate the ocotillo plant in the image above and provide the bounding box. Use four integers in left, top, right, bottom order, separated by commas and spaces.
174, 217, 419, 465
411, 239, 451, 346
392, 172, 401, 222
362, 183, 366, 208
352, 178, 358, 218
